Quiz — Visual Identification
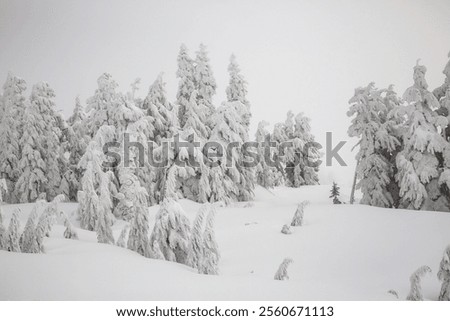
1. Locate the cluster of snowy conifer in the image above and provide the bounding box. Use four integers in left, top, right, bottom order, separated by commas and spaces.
348, 53, 450, 211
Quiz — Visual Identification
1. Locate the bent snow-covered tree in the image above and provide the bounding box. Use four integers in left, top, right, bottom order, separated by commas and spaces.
200, 206, 220, 275
274, 257, 294, 280
187, 205, 208, 270
6, 209, 21, 252
406, 265, 432, 301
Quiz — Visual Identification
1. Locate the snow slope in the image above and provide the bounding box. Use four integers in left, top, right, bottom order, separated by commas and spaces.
1, 185, 449, 300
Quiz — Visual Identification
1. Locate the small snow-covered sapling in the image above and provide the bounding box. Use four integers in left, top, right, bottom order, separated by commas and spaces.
116, 225, 129, 248
63, 216, 79, 240
274, 258, 293, 280
406, 265, 432, 301
291, 201, 309, 227
7, 209, 21, 252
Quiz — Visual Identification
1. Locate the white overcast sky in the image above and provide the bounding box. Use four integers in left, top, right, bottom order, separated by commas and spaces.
1, 0, 450, 185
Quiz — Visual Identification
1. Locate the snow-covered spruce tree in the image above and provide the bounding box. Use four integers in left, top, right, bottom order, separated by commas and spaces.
281, 224, 292, 234
28, 82, 64, 201
14, 103, 48, 203
330, 182, 342, 204
255, 121, 281, 188
438, 245, 450, 301
347, 83, 402, 208
195, 43, 217, 126
0, 73, 27, 202
149, 198, 191, 264
406, 265, 432, 301
78, 125, 116, 232
181, 90, 209, 141
187, 205, 208, 269
284, 112, 320, 187
20, 201, 44, 252
126, 175, 151, 257
116, 225, 129, 248
7, 209, 21, 252
200, 206, 220, 275
176, 44, 196, 129
142, 73, 177, 144
433, 51, 450, 142
226, 55, 255, 201
291, 201, 309, 227
63, 216, 79, 240
226, 54, 250, 131
208, 101, 247, 203
64, 97, 90, 201
396, 62, 448, 210
274, 258, 293, 280
95, 170, 115, 245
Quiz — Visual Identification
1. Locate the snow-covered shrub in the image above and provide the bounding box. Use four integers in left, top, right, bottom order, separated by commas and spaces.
406, 265, 432, 301
127, 188, 150, 257
150, 198, 191, 264
116, 225, 129, 248
274, 258, 293, 280
291, 201, 309, 227
200, 206, 220, 275
63, 216, 79, 240
438, 245, 450, 301
187, 205, 208, 269
281, 224, 292, 234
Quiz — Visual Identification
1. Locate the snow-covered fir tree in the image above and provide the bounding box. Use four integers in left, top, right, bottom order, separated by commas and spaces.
187, 205, 208, 269
149, 198, 191, 264
7, 209, 21, 252
225, 55, 255, 201
330, 182, 342, 204
126, 177, 150, 257
200, 206, 220, 275
116, 225, 129, 248
406, 265, 431, 301
78, 126, 116, 233
0, 73, 27, 202
438, 245, 450, 301
195, 43, 217, 126
255, 121, 281, 188
396, 61, 448, 210
85, 73, 120, 137
284, 111, 320, 187
274, 258, 293, 280
142, 73, 177, 144
347, 83, 402, 208
27, 82, 64, 201
176, 44, 196, 129
208, 102, 247, 203
65, 96, 90, 201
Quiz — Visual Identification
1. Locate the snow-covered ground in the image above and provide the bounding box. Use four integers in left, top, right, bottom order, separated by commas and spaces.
1, 185, 449, 300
